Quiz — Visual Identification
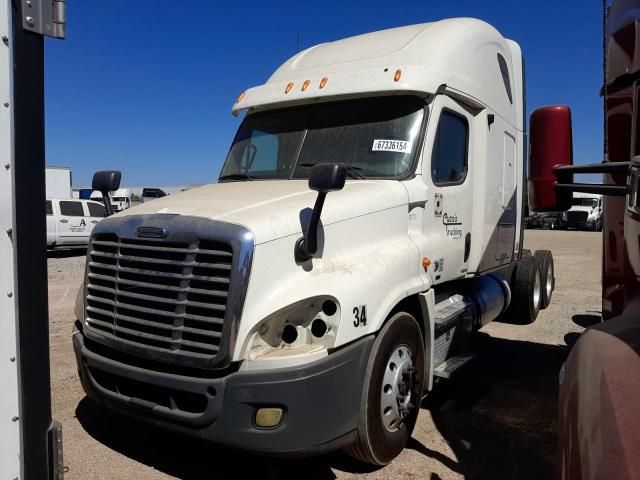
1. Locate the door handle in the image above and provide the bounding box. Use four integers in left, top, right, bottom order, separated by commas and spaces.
91, 220, 98, 224
464, 233, 471, 262
59, 219, 68, 224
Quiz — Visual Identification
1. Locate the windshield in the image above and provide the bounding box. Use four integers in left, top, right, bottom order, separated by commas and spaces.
220, 96, 425, 181
572, 198, 598, 207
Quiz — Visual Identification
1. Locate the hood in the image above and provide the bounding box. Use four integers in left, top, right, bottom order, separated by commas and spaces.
569, 206, 595, 214
118, 180, 409, 244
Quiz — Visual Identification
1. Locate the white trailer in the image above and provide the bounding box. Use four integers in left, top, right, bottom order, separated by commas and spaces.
45, 165, 72, 199
74, 19, 558, 465
0, 1, 65, 479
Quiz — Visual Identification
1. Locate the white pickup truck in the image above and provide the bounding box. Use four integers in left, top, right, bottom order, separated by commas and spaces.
46, 199, 107, 249
72, 18, 564, 464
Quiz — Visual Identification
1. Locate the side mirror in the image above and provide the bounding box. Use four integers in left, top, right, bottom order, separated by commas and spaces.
528, 106, 573, 212
92, 170, 121, 216
309, 163, 347, 193
295, 163, 347, 262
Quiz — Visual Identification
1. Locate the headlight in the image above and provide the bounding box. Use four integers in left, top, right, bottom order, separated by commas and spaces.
242, 296, 340, 369
74, 282, 85, 320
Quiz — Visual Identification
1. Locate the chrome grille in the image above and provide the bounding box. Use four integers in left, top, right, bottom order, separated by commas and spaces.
86, 233, 234, 361
566, 211, 589, 224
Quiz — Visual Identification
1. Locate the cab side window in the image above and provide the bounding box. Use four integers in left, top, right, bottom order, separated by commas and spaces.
59, 201, 85, 216
431, 110, 469, 185
46, 200, 53, 215
87, 202, 107, 218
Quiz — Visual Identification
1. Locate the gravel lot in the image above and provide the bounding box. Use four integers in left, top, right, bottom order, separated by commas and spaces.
48, 230, 601, 480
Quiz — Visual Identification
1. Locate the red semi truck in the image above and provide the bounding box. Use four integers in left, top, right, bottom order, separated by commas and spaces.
528, 1, 640, 478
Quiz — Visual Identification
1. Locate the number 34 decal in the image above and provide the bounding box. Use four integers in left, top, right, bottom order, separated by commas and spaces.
353, 305, 367, 327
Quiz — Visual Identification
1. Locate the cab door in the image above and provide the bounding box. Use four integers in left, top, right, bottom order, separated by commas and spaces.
57, 200, 90, 245
422, 96, 474, 283
45, 200, 56, 247
86, 201, 107, 234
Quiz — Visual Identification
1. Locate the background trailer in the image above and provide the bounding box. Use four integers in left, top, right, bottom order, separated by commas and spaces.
0, 0, 65, 478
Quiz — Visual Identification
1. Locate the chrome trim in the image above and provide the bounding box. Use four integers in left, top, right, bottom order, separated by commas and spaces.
82, 214, 254, 369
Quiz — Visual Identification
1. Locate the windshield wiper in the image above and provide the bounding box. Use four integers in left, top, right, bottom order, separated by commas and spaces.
218, 173, 256, 182
298, 163, 365, 180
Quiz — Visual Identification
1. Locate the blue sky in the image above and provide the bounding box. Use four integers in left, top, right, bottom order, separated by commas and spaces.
45, 1, 604, 187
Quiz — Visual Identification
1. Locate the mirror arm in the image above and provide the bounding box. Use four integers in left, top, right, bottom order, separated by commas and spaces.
101, 191, 114, 216
295, 192, 327, 261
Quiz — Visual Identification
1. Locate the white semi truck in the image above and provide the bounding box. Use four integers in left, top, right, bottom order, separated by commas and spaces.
73, 19, 559, 465
563, 192, 603, 231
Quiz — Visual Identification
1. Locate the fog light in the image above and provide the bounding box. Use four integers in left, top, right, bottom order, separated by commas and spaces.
255, 407, 283, 428
282, 324, 298, 344
311, 318, 327, 338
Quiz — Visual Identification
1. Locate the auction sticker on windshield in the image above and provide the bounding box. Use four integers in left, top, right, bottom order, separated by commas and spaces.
372, 139, 413, 153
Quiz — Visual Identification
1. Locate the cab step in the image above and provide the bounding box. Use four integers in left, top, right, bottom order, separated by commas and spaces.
434, 294, 470, 337
433, 351, 478, 379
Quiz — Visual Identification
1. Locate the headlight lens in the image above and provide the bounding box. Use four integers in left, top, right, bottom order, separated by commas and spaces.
243, 296, 340, 364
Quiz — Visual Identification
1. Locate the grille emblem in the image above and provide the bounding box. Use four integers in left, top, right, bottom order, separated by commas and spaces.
136, 226, 167, 238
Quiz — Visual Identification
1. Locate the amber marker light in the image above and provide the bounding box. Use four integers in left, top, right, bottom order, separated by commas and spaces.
236, 92, 246, 103
319, 77, 328, 89
394, 69, 402, 82
302, 80, 311, 91
422, 257, 432, 270
285, 82, 294, 94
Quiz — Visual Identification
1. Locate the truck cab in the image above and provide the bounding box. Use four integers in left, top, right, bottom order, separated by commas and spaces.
73, 18, 555, 464
559, 193, 603, 231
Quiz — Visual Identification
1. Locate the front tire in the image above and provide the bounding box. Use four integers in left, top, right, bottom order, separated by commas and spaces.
345, 312, 425, 466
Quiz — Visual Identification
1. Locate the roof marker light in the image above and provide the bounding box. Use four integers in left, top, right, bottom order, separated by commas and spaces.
236, 92, 246, 103
319, 77, 328, 89
394, 69, 402, 82
302, 80, 311, 91
285, 82, 294, 94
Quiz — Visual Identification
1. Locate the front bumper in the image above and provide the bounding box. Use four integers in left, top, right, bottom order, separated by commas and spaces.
73, 326, 374, 456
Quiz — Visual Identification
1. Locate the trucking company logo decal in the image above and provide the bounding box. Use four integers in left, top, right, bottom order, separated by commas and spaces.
443, 213, 463, 239
136, 226, 168, 239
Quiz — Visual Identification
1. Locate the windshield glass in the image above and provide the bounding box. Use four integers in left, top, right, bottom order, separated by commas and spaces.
220, 96, 425, 180
572, 198, 598, 207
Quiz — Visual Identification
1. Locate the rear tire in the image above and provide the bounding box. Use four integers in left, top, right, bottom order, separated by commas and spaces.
345, 312, 425, 466
534, 250, 554, 309
506, 255, 542, 324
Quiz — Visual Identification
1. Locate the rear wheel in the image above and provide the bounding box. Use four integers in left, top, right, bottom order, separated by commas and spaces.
534, 250, 554, 309
345, 312, 425, 466
506, 255, 542, 324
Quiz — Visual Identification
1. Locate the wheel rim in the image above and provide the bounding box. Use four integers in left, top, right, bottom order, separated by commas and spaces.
533, 269, 541, 310
545, 262, 553, 300
380, 345, 415, 432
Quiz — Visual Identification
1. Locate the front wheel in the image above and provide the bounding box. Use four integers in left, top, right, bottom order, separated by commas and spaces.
345, 312, 425, 466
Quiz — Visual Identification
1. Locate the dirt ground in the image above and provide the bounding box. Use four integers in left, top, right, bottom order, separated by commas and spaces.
48, 230, 602, 480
